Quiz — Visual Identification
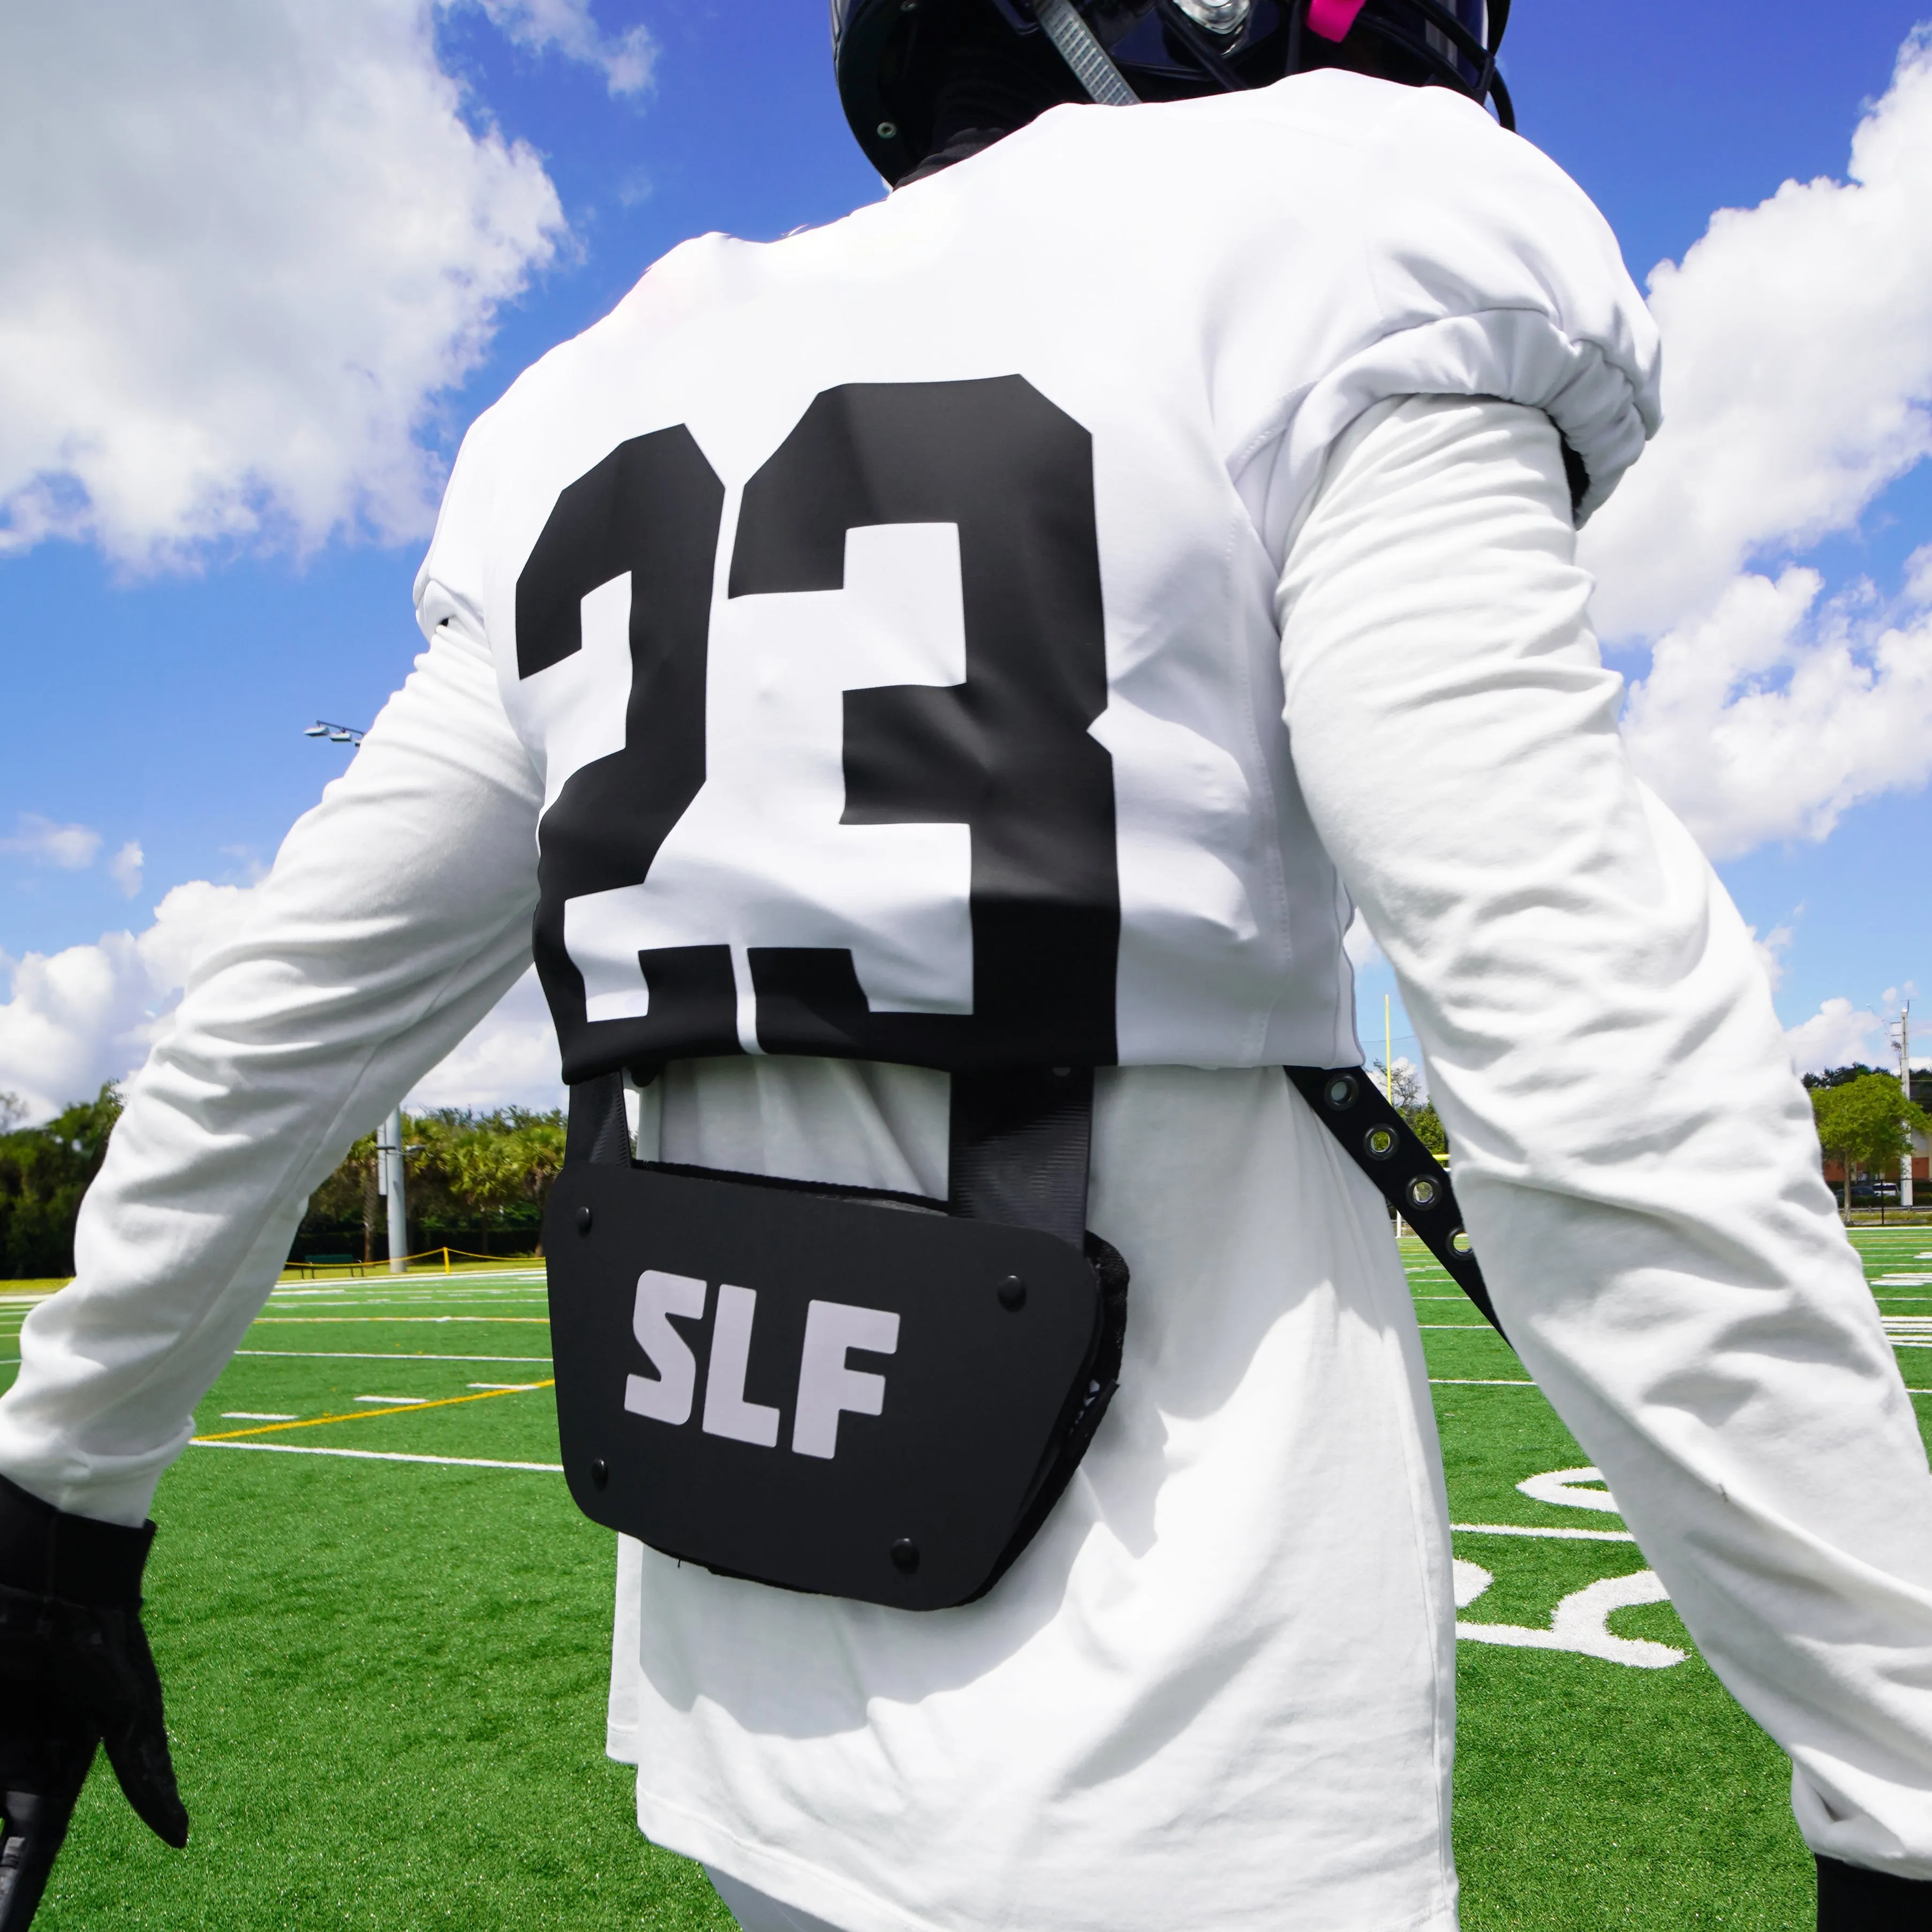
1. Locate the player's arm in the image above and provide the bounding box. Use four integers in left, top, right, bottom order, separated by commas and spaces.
0, 609, 542, 1919
1279, 392, 1932, 1920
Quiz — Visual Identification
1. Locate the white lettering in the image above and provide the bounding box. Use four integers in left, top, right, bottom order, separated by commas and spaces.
624, 1270, 706, 1425
702, 1283, 782, 1446
792, 1301, 899, 1460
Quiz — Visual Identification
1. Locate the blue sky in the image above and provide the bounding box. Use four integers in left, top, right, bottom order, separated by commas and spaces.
2, 0, 1930, 1113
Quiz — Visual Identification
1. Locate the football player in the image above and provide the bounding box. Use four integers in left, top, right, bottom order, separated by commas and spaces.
3, 4, 1929, 1928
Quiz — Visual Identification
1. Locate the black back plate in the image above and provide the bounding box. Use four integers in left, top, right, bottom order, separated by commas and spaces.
546, 1164, 1101, 1610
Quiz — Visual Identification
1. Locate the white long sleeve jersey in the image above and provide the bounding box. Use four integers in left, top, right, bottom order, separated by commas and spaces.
5, 66, 1932, 1932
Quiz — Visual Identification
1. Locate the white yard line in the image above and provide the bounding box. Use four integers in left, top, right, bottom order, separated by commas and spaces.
1431, 1378, 1537, 1387
190, 1440, 561, 1473
1451, 1522, 1637, 1543
235, 1350, 553, 1362
221, 1412, 297, 1421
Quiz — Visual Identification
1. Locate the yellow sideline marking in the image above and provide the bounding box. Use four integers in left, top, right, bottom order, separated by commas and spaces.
193, 1379, 555, 1441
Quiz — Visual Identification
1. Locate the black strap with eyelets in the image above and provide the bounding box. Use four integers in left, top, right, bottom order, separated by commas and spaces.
1284, 1067, 1505, 1340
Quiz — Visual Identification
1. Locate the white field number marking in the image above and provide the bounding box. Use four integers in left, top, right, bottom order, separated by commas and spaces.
1516, 1466, 1621, 1514
1453, 1561, 1685, 1669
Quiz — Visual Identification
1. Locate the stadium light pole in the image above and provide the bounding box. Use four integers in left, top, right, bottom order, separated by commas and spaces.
306, 721, 406, 1270
375, 1107, 408, 1276
1897, 1004, 1916, 1213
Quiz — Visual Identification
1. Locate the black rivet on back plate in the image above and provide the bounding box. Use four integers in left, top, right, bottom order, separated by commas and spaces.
889, 1538, 920, 1574
575, 1204, 593, 1235
1324, 1073, 1359, 1111
997, 1274, 1027, 1311
590, 1458, 609, 1490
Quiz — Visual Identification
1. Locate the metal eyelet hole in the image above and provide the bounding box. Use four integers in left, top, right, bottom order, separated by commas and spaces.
1323, 1074, 1359, 1111
1406, 1176, 1440, 1212
1450, 1228, 1472, 1255
877, 119, 899, 139
1363, 1125, 1397, 1161
575, 1204, 593, 1235
889, 1537, 920, 1574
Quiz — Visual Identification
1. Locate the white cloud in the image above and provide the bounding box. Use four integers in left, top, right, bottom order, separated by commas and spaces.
1581, 29, 1932, 861
107, 841, 144, 899
1584, 31, 1932, 638
406, 967, 565, 1114
1621, 569, 1932, 858
0, 814, 102, 872
1750, 920, 1795, 991
1785, 997, 1886, 1076
0, 880, 259, 1120
461, 0, 657, 97
0, 1, 569, 566
0, 881, 560, 1124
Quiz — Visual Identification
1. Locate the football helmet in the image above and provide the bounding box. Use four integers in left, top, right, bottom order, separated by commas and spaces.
831, 0, 1513, 184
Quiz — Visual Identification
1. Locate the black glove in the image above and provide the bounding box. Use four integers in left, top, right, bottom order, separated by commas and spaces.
1818, 1854, 1932, 1929
0, 1474, 187, 1929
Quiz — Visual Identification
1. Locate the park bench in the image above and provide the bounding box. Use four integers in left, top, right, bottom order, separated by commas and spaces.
289, 1253, 367, 1279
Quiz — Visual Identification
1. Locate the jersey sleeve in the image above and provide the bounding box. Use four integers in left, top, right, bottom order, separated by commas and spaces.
1278, 392, 1932, 1881
0, 616, 544, 1527
1215, 76, 1662, 554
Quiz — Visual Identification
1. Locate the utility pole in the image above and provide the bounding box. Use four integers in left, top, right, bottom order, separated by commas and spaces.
1898, 1003, 1916, 1213
376, 1106, 409, 1275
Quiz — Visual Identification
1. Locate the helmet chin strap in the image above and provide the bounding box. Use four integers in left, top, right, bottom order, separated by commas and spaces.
1033, 0, 1140, 104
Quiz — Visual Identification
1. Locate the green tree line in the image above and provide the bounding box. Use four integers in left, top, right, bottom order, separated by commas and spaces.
1806, 1067, 1929, 1216
1373, 1060, 1448, 1158
299, 1106, 567, 1262
0, 1085, 124, 1278
3, 1059, 1921, 1281
0, 1088, 567, 1278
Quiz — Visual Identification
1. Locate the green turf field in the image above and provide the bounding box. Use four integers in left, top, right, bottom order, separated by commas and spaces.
4, 1229, 1930, 1928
